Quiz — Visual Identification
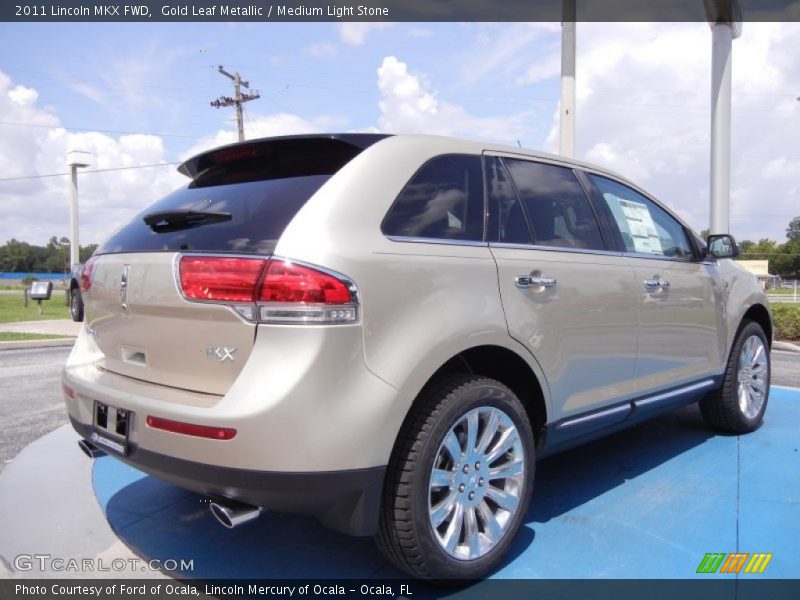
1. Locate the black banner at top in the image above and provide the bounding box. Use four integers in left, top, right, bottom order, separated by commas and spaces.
3, 0, 800, 23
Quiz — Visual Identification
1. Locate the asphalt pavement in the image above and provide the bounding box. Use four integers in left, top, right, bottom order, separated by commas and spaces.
0, 346, 70, 472
773, 349, 800, 388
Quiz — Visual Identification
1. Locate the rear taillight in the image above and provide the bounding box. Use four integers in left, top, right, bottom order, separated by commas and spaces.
179, 256, 264, 302
80, 257, 97, 293
177, 255, 358, 325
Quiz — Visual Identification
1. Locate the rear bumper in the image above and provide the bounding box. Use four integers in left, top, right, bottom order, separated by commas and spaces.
71, 417, 386, 536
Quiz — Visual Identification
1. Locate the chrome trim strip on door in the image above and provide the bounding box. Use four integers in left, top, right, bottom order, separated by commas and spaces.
556, 404, 631, 430
633, 379, 716, 409
556, 379, 717, 431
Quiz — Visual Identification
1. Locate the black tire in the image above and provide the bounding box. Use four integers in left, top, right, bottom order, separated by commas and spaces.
375, 374, 535, 581
70, 288, 84, 322
700, 320, 770, 434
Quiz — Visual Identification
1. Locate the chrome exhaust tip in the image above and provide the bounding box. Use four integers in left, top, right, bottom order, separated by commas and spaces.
209, 499, 262, 529
78, 439, 107, 459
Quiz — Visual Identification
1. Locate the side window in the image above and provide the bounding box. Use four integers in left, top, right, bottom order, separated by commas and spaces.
588, 175, 694, 260
486, 157, 531, 244
381, 155, 484, 241
503, 159, 605, 250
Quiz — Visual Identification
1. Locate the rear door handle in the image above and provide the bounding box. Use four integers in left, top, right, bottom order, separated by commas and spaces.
644, 278, 670, 291
515, 275, 557, 289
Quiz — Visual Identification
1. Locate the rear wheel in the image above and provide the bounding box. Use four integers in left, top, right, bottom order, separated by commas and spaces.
69, 287, 84, 322
700, 320, 770, 434
376, 374, 535, 581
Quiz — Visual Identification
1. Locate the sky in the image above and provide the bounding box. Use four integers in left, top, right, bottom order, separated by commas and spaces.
0, 21, 798, 248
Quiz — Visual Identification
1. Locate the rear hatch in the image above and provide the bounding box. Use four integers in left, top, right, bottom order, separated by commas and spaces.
83, 134, 387, 395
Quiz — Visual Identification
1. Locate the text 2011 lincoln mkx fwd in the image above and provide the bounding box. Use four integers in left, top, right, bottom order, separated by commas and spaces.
63, 133, 772, 580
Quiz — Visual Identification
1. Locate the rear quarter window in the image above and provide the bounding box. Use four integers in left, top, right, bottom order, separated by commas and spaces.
381, 155, 484, 242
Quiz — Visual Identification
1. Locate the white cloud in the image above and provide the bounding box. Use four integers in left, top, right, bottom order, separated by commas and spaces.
68, 82, 105, 104
338, 22, 391, 45
515, 52, 561, 86
8, 84, 38, 106
462, 23, 561, 85
552, 22, 800, 242
181, 113, 346, 160
0, 69, 183, 247
377, 56, 532, 144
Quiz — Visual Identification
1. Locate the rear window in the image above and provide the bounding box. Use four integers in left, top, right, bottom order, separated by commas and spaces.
96, 136, 383, 256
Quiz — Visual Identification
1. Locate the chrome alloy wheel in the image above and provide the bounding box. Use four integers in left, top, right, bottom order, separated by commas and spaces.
737, 335, 768, 419
428, 406, 525, 560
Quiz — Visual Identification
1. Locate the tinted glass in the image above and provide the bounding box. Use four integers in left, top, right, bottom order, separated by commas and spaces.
486, 157, 531, 244
96, 175, 330, 256
96, 137, 383, 256
503, 159, 605, 250
382, 155, 484, 241
588, 175, 694, 259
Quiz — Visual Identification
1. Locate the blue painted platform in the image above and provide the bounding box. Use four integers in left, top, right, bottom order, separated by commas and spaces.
93, 387, 800, 580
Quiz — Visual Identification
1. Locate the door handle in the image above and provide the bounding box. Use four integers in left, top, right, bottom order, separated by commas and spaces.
644, 278, 670, 291
515, 275, 557, 289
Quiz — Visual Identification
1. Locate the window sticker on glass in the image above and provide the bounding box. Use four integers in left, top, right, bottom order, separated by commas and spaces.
605, 194, 663, 254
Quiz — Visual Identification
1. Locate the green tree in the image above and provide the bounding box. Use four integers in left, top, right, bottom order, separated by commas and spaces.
0, 239, 35, 272
774, 238, 800, 278
738, 238, 778, 261
0, 236, 99, 273
787, 216, 800, 241
79, 244, 98, 263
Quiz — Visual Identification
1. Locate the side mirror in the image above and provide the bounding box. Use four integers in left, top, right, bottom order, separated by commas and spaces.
706, 234, 740, 259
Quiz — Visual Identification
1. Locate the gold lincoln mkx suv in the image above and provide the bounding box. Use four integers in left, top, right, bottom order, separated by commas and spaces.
63, 133, 772, 580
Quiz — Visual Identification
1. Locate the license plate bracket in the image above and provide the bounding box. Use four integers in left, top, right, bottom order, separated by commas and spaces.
91, 401, 132, 456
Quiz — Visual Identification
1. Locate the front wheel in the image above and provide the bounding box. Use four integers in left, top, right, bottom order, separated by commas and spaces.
376, 375, 535, 581
700, 320, 770, 434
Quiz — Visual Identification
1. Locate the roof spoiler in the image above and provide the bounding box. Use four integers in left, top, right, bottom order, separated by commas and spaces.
177, 133, 391, 180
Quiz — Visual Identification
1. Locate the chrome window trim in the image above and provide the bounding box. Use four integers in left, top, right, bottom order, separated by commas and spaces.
621, 252, 698, 264
489, 242, 623, 257
385, 235, 489, 248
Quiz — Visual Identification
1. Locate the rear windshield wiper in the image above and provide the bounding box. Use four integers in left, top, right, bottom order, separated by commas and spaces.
143, 210, 232, 233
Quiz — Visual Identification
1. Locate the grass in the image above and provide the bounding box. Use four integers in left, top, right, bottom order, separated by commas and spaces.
0, 290, 71, 323
0, 332, 73, 342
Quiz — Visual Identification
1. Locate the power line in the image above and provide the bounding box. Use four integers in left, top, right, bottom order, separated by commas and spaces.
0, 162, 180, 183
261, 96, 327, 132
0, 120, 199, 140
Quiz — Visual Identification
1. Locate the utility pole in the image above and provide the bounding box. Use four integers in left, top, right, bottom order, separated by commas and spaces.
66, 150, 90, 270
559, 0, 577, 158
210, 65, 261, 142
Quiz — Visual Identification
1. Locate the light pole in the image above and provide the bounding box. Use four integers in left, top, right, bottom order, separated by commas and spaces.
66, 150, 91, 269
706, 1, 742, 236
